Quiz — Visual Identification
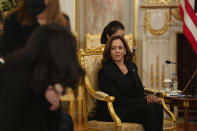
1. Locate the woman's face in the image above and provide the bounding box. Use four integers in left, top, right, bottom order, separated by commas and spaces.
110, 39, 126, 63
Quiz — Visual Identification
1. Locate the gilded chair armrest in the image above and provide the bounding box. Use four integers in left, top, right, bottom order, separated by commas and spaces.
94, 91, 121, 128
84, 75, 114, 102
144, 88, 166, 98
61, 87, 75, 102
161, 98, 176, 125
144, 88, 176, 127
95, 91, 115, 102
83, 75, 122, 129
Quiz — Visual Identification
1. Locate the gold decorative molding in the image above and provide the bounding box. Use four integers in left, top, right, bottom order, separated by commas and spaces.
171, 8, 182, 21
145, 0, 171, 5
174, 0, 180, 5
145, 11, 169, 35
183, 101, 189, 108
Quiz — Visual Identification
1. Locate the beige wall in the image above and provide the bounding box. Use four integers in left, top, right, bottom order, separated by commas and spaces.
59, 0, 75, 32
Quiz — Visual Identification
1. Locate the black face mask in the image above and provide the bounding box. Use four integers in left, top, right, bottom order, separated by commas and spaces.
24, 0, 46, 16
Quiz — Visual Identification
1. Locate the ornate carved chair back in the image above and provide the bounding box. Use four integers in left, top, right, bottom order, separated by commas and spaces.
78, 45, 105, 121
86, 33, 133, 50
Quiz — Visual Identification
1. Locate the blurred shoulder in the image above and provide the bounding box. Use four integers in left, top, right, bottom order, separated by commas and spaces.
4, 10, 18, 21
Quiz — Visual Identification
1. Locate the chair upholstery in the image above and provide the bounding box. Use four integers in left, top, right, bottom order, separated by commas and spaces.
86, 33, 133, 50
78, 45, 176, 131
86, 33, 102, 49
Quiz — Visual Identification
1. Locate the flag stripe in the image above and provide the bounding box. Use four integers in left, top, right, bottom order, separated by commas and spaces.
180, 4, 184, 18
180, 0, 197, 54
185, 0, 197, 27
181, 0, 197, 42
188, 0, 195, 9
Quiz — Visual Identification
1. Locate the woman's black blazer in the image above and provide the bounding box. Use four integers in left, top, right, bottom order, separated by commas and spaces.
95, 61, 147, 121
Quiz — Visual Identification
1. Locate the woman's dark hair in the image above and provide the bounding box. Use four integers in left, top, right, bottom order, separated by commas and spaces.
100, 21, 125, 44
102, 36, 133, 65
6, 23, 84, 93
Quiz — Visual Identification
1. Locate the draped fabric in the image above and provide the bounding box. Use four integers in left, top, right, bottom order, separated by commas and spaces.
180, 0, 197, 54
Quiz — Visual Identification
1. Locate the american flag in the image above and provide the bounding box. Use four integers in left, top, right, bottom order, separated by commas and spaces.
180, 0, 197, 54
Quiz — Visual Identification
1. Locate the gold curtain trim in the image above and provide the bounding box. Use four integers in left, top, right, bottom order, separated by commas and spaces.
145, 0, 171, 5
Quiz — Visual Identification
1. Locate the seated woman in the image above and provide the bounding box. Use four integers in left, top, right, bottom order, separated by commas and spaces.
100, 20, 125, 44
0, 23, 83, 131
95, 36, 163, 131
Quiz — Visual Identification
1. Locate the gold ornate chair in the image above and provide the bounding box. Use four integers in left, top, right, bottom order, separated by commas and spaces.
86, 33, 133, 50
86, 33, 102, 49
78, 45, 176, 131
60, 87, 75, 121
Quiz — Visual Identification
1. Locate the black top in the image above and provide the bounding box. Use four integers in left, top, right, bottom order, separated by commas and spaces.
95, 61, 146, 121
0, 66, 60, 131
0, 11, 39, 57
123, 71, 138, 97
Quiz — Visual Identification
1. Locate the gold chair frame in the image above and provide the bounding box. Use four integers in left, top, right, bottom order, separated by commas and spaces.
78, 45, 176, 131
78, 45, 122, 131
61, 87, 75, 122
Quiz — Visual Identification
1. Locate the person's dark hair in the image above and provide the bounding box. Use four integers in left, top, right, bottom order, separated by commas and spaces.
0, 11, 4, 24
63, 13, 71, 31
102, 36, 133, 65
100, 21, 125, 44
6, 23, 84, 93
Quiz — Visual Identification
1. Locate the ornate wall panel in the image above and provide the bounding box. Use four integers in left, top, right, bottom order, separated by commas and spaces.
83, 0, 122, 34
138, 0, 182, 89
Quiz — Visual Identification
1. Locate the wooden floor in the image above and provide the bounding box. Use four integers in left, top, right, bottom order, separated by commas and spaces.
73, 117, 197, 131
176, 116, 197, 131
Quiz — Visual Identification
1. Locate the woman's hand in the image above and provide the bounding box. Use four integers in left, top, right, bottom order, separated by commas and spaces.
45, 85, 60, 111
45, 84, 64, 111
146, 95, 161, 104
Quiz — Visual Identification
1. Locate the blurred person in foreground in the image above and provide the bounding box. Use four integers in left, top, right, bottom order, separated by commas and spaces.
0, 0, 70, 60
0, 23, 83, 131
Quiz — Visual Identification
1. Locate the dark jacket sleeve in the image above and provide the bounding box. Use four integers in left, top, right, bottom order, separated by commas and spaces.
0, 13, 25, 57
128, 63, 146, 98
98, 69, 146, 107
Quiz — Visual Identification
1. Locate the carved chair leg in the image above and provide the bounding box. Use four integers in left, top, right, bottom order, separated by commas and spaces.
115, 125, 122, 131
78, 99, 83, 126
69, 101, 75, 122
